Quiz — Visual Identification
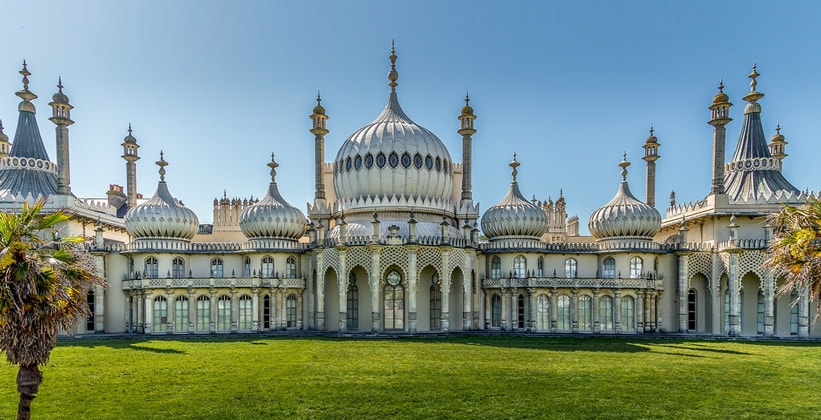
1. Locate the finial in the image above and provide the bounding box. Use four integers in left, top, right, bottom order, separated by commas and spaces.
127, 123, 133, 136
531, 194, 537, 204
316, 91, 321, 105
718, 78, 724, 93
57, 76, 64, 93
559, 188, 563, 198
267, 152, 279, 182
749, 63, 759, 91
649, 125, 654, 136
156, 151, 168, 182
20, 60, 30, 91
509, 152, 520, 182
776, 122, 781, 134
465, 91, 470, 106
618, 152, 630, 182
388, 40, 399, 92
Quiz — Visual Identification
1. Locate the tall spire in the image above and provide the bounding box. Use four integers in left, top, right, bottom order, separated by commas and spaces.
49, 77, 74, 196
122, 124, 140, 208
388, 40, 399, 92
642, 125, 660, 207
459, 91, 477, 203
309, 91, 329, 204
708, 78, 732, 195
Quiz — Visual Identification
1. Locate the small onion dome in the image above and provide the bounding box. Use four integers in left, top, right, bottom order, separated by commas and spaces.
312, 92, 326, 115
481, 154, 547, 240
51, 78, 69, 104
239, 154, 306, 241
125, 152, 199, 240
123, 123, 137, 144
712, 79, 729, 105
588, 155, 661, 240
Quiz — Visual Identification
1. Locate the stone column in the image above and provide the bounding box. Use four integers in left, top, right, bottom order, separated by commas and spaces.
230, 289, 238, 333
571, 289, 579, 333
727, 251, 740, 336
144, 293, 153, 334
442, 269, 451, 333
166, 289, 174, 334
187, 288, 195, 333
135, 291, 143, 333
124, 295, 132, 333
645, 290, 654, 332
710, 280, 721, 334
549, 289, 558, 333
338, 251, 348, 332
678, 253, 689, 332
592, 289, 600, 334
654, 290, 662, 332
251, 288, 260, 332
500, 288, 509, 330
614, 289, 622, 333
635, 290, 644, 334
484, 292, 491, 329
297, 290, 305, 330
527, 288, 536, 332
315, 253, 325, 330
280, 290, 288, 330
95, 285, 105, 333
798, 287, 809, 337
763, 271, 774, 336
370, 248, 381, 333
510, 288, 518, 330
209, 289, 217, 333
408, 248, 418, 333
463, 265, 473, 331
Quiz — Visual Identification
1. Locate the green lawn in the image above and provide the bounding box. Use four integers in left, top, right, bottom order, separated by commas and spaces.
0, 335, 819, 419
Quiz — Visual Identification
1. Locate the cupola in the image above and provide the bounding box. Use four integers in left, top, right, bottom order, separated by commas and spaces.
239, 154, 306, 241
480, 153, 548, 241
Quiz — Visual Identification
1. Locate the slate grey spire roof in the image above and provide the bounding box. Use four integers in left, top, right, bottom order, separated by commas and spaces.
722, 66, 798, 202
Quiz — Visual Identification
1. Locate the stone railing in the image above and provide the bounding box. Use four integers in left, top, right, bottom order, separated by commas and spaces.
716, 238, 769, 251
482, 277, 663, 290
0, 156, 57, 174
122, 276, 306, 290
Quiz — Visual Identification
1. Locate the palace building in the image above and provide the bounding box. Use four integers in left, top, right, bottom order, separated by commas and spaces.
0, 49, 817, 338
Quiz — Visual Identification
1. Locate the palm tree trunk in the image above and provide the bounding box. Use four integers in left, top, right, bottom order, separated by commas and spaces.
16, 364, 42, 420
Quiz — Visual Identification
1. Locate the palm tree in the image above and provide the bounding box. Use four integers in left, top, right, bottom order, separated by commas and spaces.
0, 200, 101, 420
765, 196, 821, 321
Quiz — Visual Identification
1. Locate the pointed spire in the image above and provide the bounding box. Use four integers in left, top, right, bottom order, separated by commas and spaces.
156, 151, 168, 182
619, 152, 630, 182
268, 152, 279, 183
388, 40, 399, 92
509, 152, 520, 182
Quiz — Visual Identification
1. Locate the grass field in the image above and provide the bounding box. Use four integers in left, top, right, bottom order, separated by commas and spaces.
0, 335, 819, 419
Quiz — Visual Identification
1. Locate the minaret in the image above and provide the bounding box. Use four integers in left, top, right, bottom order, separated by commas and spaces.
309, 92, 328, 203
708, 79, 732, 195
0, 120, 9, 158
49, 77, 74, 195
642, 125, 660, 207
121, 124, 140, 208
768, 123, 787, 170
458, 92, 477, 204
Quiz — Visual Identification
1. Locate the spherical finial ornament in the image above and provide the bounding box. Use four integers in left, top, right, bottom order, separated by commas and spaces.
268, 153, 279, 182
156, 151, 168, 182
388, 40, 399, 91
509, 152, 520, 182
749, 63, 759, 91
619, 152, 630, 182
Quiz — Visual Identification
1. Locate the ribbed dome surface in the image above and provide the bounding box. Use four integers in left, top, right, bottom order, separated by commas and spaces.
125, 181, 199, 240
333, 92, 453, 204
481, 181, 547, 240
239, 181, 305, 241
588, 181, 661, 240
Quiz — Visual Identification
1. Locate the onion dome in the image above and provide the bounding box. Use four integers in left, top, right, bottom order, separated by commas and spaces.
332, 43, 453, 207
239, 154, 306, 241
125, 152, 199, 240
51, 77, 69, 104
123, 123, 137, 144
588, 154, 661, 241
712, 79, 729, 105
481, 154, 548, 241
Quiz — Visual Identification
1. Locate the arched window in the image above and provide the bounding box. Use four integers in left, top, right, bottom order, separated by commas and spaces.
491, 294, 502, 328
172, 257, 185, 279
145, 257, 158, 279
238, 295, 252, 331
600, 296, 613, 332
724, 290, 730, 333
491, 257, 501, 279
347, 273, 359, 331
244, 257, 251, 277
537, 257, 544, 277
536, 295, 549, 330
286, 295, 298, 328
286, 256, 297, 278
261, 256, 274, 278
621, 296, 635, 332
513, 256, 527, 278
790, 291, 799, 335
557, 295, 571, 331
564, 258, 577, 278
688, 289, 697, 331
86, 291, 95, 331
578, 295, 592, 332
263, 295, 271, 330
383, 271, 404, 331
217, 295, 231, 332
153, 296, 168, 332
175, 296, 188, 333
196, 296, 210, 332
430, 274, 442, 330
603, 258, 616, 279
517, 294, 525, 328
211, 258, 224, 278
629, 257, 643, 279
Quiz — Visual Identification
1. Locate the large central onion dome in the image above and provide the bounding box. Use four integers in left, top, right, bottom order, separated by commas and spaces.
332, 45, 453, 207
239, 154, 306, 241
125, 153, 199, 240
588, 155, 661, 241
481, 154, 547, 241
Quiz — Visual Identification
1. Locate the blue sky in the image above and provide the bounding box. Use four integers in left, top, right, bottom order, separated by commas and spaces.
1, 1, 819, 233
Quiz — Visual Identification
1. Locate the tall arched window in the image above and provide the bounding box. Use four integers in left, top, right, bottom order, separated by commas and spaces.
383, 271, 404, 330
153, 296, 167, 332
757, 291, 764, 334
196, 296, 210, 332
578, 295, 592, 332
175, 296, 188, 333
238, 295, 252, 331
263, 295, 271, 330
491, 294, 502, 328
286, 256, 297, 278
688, 289, 697, 331
172, 257, 185, 279
244, 257, 251, 277
723, 290, 730, 333
217, 295, 231, 332
517, 294, 525, 328
286, 295, 298, 328
790, 291, 799, 335
621, 296, 635, 332
536, 295, 549, 330
491, 257, 501, 279
261, 256, 274, 278
211, 258, 224, 278
564, 258, 578, 278
86, 291, 95, 331
430, 274, 442, 330
600, 295, 613, 332
513, 256, 527, 278
557, 295, 571, 331
145, 257, 158, 279
629, 257, 643, 279
603, 258, 616, 279
537, 257, 544, 277
347, 273, 359, 331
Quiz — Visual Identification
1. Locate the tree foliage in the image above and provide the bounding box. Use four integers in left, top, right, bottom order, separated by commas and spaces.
765, 196, 821, 319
